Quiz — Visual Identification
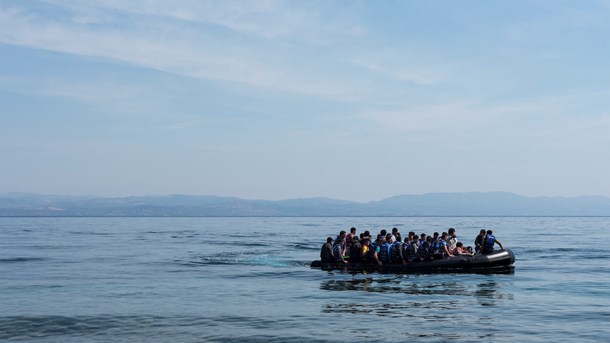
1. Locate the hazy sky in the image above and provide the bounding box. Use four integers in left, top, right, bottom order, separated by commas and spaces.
2, 0, 610, 201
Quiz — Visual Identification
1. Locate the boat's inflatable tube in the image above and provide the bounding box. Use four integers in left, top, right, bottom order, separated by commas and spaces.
310, 249, 515, 273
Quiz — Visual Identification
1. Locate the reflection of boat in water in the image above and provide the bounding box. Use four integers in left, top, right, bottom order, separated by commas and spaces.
311, 249, 515, 273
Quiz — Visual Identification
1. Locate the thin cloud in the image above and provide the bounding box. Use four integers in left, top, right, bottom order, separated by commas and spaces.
360, 88, 610, 136
0, 2, 376, 101
346, 57, 443, 86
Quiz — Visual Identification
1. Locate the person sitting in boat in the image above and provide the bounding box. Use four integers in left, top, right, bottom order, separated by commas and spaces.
466, 246, 473, 254
454, 242, 473, 256
363, 230, 371, 240
408, 231, 417, 242
429, 232, 439, 256
378, 229, 387, 240
369, 236, 383, 266
427, 236, 434, 257
418, 236, 432, 261
431, 231, 440, 244
404, 236, 419, 262
391, 227, 399, 243
320, 237, 334, 262
333, 237, 347, 263
394, 232, 402, 245
336, 230, 347, 256
447, 228, 458, 253
391, 236, 406, 264
418, 233, 427, 247
482, 229, 504, 255
432, 232, 454, 259
378, 234, 393, 264
474, 229, 486, 254
345, 227, 357, 252
349, 236, 362, 263
360, 238, 371, 263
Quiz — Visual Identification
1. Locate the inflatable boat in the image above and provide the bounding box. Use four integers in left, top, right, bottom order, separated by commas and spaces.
310, 249, 515, 273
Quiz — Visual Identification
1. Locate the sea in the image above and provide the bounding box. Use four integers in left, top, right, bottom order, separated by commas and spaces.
1, 216, 609, 342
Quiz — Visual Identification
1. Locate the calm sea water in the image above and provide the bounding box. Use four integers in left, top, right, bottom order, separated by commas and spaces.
1, 217, 609, 342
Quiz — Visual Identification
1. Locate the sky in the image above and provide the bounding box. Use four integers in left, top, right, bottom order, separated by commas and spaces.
1, 0, 610, 202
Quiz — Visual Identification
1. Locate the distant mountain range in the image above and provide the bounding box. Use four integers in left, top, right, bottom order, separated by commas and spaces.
1, 192, 610, 216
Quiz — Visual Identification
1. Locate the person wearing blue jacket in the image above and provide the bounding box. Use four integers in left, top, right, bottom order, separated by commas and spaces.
482, 229, 504, 255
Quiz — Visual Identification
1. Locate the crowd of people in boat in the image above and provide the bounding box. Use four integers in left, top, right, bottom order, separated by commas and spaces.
320, 227, 504, 265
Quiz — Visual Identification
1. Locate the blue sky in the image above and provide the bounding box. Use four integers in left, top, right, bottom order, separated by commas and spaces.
1, 0, 610, 201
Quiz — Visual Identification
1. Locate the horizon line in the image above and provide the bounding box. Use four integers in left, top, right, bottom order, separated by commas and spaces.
1, 191, 609, 203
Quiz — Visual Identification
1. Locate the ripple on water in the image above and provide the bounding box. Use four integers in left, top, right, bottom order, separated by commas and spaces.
0, 257, 47, 263
0, 314, 319, 342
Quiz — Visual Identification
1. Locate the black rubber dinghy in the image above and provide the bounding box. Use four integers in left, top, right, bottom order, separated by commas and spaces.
310, 249, 515, 273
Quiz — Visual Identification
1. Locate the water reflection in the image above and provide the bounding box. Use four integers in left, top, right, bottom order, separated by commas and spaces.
320, 276, 514, 321
321, 265, 515, 275
474, 281, 514, 306
321, 278, 476, 296
322, 300, 460, 318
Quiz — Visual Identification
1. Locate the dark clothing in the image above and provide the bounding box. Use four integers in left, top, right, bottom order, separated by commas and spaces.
345, 233, 354, 251
432, 240, 448, 259
332, 243, 345, 262
379, 242, 392, 263
405, 241, 418, 262
349, 242, 362, 263
475, 235, 484, 253
483, 234, 497, 255
418, 241, 430, 260
320, 242, 334, 262
391, 241, 404, 263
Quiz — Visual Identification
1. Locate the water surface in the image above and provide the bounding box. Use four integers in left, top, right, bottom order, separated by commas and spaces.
1, 217, 609, 342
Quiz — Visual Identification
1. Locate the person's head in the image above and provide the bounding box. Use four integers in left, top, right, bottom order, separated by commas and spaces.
336, 237, 344, 244
433, 232, 439, 238
326, 237, 333, 244
404, 237, 409, 243
380, 229, 387, 236
409, 231, 415, 238
395, 233, 402, 242
359, 233, 364, 239
352, 236, 359, 243
466, 246, 473, 253
479, 229, 486, 236
392, 227, 398, 234
364, 230, 370, 238
420, 233, 427, 240
456, 242, 463, 248
441, 232, 448, 240
350, 227, 357, 234
487, 229, 493, 235
385, 233, 392, 242
339, 230, 346, 238
362, 238, 370, 246
426, 236, 432, 242
448, 228, 455, 236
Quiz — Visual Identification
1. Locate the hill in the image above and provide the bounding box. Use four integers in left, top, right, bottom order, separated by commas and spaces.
1, 192, 610, 216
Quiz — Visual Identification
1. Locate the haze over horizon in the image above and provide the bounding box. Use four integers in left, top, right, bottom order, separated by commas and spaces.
2, 1, 610, 202
2, 190, 610, 204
